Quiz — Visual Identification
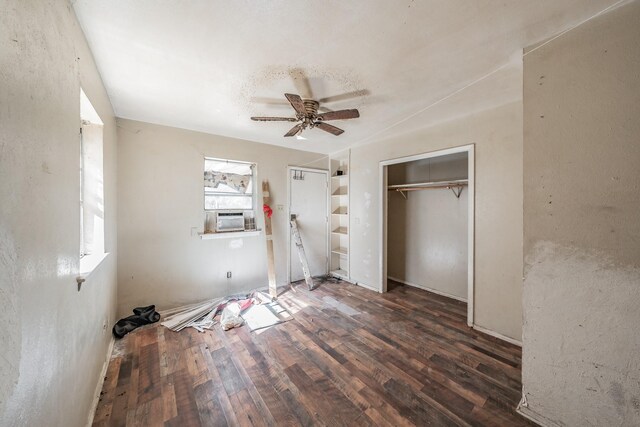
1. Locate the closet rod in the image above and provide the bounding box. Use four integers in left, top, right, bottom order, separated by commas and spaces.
387, 178, 468, 190
388, 179, 468, 198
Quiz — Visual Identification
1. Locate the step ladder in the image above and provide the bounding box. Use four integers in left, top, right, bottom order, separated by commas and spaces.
290, 215, 315, 290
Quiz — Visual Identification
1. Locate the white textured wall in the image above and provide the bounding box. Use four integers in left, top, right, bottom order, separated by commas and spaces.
116, 119, 327, 316
347, 60, 524, 341
387, 156, 468, 300
522, 1, 640, 425
0, 1, 118, 426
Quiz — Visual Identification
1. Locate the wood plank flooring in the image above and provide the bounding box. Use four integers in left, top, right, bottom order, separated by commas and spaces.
93, 280, 534, 426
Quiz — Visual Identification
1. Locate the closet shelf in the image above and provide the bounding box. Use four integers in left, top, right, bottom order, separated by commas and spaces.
388, 179, 468, 198
332, 207, 348, 215
332, 227, 348, 235
331, 247, 348, 256
330, 269, 349, 279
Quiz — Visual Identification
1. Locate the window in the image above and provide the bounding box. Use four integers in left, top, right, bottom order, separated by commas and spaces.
79, 89, 105, 273
203, 158, 257, 233
204, 158, 255, 210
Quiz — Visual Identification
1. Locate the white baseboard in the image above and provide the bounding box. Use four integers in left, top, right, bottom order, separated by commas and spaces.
86, 336, 115, 427
352, 280, 378, 292
472, 324, 522, 347
387, 276, 521, 347
387, 276, 467, 303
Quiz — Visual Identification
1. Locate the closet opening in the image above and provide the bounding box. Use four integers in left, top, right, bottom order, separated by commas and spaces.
379, 145, 475, 326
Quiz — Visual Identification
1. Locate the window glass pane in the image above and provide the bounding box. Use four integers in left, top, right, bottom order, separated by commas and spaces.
205, 194, 253, 210
204, 159, 253, 194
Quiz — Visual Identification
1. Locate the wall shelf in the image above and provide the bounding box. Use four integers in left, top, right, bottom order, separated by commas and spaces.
332, 207, 348, 215
330, 269, 349, 280
330, 152, 350, 281
199, 230, 261, 240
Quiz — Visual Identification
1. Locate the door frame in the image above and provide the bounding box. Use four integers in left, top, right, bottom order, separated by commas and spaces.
287, 166, 330, 285
378, 144, 475, 326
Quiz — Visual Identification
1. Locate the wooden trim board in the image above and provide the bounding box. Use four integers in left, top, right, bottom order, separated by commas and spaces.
262, 181, 277, 298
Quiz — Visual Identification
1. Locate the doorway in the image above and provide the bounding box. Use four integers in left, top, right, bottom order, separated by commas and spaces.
379, 145, 475, 326
288, 167, 329, 283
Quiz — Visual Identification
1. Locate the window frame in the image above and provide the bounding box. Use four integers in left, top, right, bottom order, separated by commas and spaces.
79, 124, 88, 258
203, 156, 257, 213
78, 88, 107, 277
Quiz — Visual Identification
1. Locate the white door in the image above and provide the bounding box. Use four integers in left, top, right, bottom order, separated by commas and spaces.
289, 168, 328, 282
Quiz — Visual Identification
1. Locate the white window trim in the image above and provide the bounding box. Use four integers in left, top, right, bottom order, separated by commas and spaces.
203, 157, 258, 213
78, 89, 106, 286
79, 252, 110, 278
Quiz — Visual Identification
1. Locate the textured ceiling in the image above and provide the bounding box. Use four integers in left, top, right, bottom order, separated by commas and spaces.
73, 0, 620, 154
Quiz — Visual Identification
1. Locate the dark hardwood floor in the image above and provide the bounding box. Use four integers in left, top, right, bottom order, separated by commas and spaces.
93, 279, 534, 426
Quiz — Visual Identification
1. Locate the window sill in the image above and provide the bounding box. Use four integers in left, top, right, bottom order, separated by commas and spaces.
78, 252, 110, 284
199, 230, 262, 240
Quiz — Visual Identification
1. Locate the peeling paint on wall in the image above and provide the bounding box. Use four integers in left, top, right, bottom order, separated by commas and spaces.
522, 2, 640, 424
522, 241, 640, 425
0, 227, 20, 417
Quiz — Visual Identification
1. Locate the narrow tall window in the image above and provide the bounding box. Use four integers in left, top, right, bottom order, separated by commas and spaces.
79, 89, 105, 272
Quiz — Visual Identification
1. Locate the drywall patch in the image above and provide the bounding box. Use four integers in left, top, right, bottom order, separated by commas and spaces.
363, 192, 372, 209
0, 226, 21, 415
362, 249, 372, 280
229, 239, 243, 250
523, 241, 640, 426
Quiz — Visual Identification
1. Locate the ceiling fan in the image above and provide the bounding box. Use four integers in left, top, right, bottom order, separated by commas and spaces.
251, 93, 360, 137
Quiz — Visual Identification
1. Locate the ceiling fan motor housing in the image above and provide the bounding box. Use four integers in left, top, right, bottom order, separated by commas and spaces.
302, 99, 320, 117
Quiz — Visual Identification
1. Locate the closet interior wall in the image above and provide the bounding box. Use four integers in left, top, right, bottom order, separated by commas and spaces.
387, 152, 469, 300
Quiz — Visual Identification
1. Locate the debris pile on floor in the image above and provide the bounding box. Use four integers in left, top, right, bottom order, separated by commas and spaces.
113, 305, 160, 338
160, 290, 291, 333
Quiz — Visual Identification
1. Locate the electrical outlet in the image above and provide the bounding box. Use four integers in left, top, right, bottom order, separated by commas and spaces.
102, 317, 108, 333
227, 271, 232, 279
190, 227, 198, 236
277, 204, 284, 212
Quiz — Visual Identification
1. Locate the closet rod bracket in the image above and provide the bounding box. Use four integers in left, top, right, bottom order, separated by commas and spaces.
450, 186, 463, 198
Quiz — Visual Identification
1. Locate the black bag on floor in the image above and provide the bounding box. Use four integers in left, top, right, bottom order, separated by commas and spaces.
112, 305, 160, 339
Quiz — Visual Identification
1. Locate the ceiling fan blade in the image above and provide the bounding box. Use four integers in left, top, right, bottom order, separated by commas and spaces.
289, 68, 313, 99
315, 122, 344, 136
284, 93, 307, 116
250, 96, 290, 106
251, 116, 298, 122
318, 89, 370, 104
284, 123, 305, 137
317, 109, 360, 121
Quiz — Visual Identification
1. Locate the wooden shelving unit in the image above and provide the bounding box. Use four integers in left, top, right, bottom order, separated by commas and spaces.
329, 151, 350, 281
